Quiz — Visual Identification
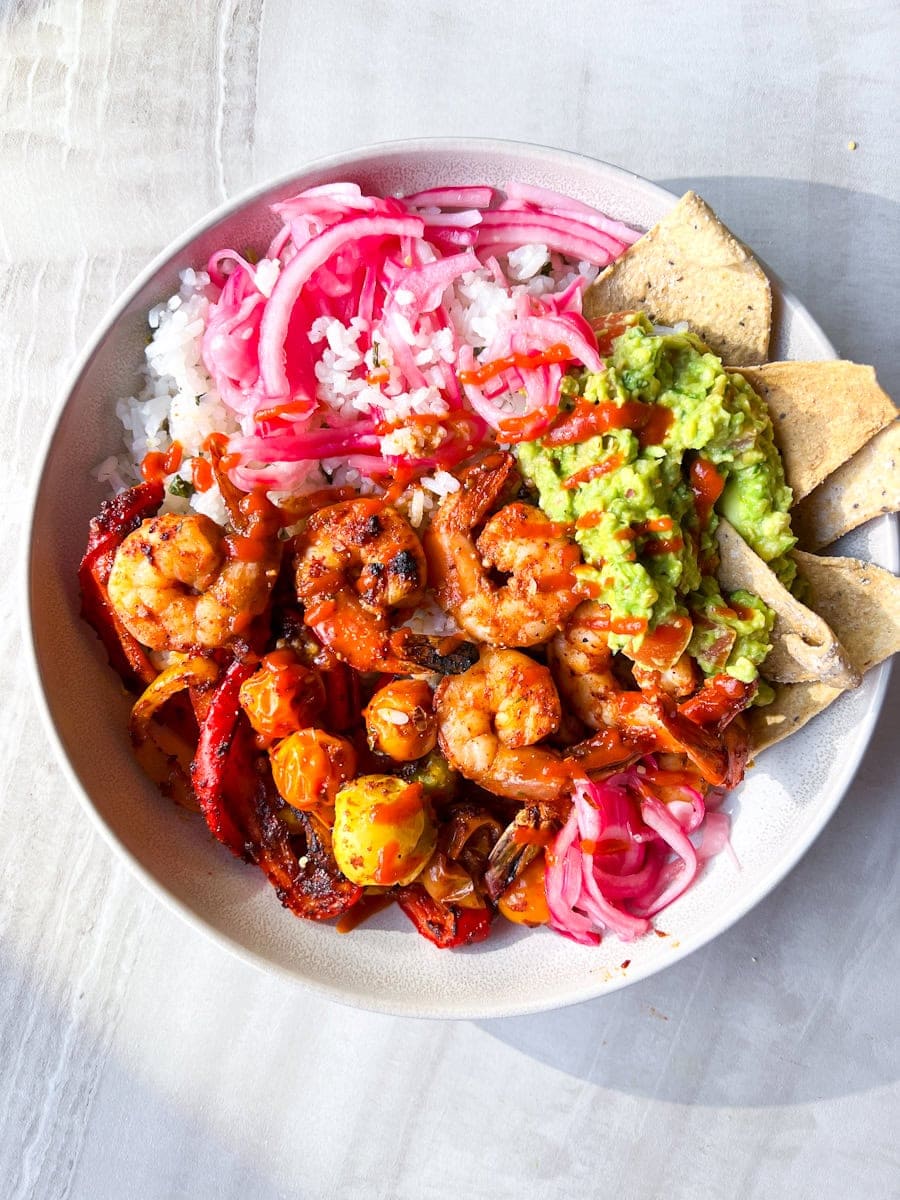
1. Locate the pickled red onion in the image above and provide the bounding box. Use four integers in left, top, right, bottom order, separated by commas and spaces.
257, 213, 425, 401
197, 181, 640, 490
501, 180, 643, 244
546, 766, 735, 945
403, 185, 497, 209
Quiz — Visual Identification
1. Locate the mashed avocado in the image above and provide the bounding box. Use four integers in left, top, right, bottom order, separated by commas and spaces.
517, 316, 793, 681
686, 579, 775, 684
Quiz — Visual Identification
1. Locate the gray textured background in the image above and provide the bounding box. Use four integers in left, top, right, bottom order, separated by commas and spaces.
2, 2, 898, 1197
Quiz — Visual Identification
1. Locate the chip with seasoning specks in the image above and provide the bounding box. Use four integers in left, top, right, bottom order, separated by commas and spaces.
749, 551, 900, 751
584, 191, 771, 365
735, 362, 896, 502
793, 551, 900, 676
792, 421, 900, 550
748, 680, 844, 751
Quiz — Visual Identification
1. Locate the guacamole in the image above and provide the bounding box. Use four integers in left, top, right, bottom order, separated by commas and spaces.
517, 316, 794, 680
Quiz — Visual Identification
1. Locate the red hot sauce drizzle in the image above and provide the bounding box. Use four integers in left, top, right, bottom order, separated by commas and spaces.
140, 441, 183, 483
543, 399, 673, 451
690, 457, 725, 528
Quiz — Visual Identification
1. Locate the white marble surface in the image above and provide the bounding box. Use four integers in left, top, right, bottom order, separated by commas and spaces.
2, 2, 898, 1197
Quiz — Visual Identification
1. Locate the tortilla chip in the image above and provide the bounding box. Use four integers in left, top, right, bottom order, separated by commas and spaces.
745, 550, 899, 752
748, 681, 844, 751
792, 421, 900, 550
583, 191, 771, 365
793, 551, 900, 675
736, 363, 896, 502
715, 520, 859, 689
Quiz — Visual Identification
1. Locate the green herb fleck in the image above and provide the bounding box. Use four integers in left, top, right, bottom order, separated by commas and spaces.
168, 476, 194, 499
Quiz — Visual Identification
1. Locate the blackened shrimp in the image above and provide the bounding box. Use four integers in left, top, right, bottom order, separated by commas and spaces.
295, 497, 475, 675
424, 453, 583, 648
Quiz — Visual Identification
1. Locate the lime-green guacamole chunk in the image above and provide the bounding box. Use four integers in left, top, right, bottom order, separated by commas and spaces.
516, 316, 794, 684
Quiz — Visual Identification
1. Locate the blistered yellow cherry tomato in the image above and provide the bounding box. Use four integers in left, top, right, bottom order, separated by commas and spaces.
333, 775, 436, 887
269, 728, 356, 812
239, 650, 325, 742
498, 857, 550, 926
363, 679, 437, 762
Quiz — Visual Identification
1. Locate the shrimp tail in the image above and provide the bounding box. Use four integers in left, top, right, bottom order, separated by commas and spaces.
79, 482, 165, 688
658, 702, 732, 786
483, 804, 559, 902
422, 453, 513, 586
614, 691, 734, 786
451, 451, 516, 527
192, 660, 362, 919
675, 674, 756, 788
567, 726, 641, 774
305, 593, 478, 676
677, 674, 758, 733
721, 719, 751, 789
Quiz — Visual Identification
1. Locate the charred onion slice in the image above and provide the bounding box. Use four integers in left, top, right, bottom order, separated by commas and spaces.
129, 655, 219, 808
130, 656, 220, 742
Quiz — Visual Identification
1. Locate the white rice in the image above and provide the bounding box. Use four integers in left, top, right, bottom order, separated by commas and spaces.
96, 267, 237, 528
400, 595, 461, 638
98, 243, 594, 533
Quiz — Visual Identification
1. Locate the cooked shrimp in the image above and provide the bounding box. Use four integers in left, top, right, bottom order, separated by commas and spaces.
295, 498, 476, 675
297, 498, 427, 614
107, 504, 281, 652
551, 602, 733, 784
631, 655, 698, 698
434, 648, 573, 802
550, 601, 697, 728
548, 601, 621, 731
424, 453, 583, 647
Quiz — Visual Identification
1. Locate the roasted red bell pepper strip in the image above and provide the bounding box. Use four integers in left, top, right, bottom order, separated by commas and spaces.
192, 660, 362, 920
317, 652, 362, 732
395, 884, 492, 949
78, 481, 163, 688
191, 660, 254, 855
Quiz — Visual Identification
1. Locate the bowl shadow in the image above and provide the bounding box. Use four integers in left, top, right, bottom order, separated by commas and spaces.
477, 665, 900, 1106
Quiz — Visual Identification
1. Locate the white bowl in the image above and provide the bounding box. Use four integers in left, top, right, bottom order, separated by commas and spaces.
24, 139, 897, 1018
